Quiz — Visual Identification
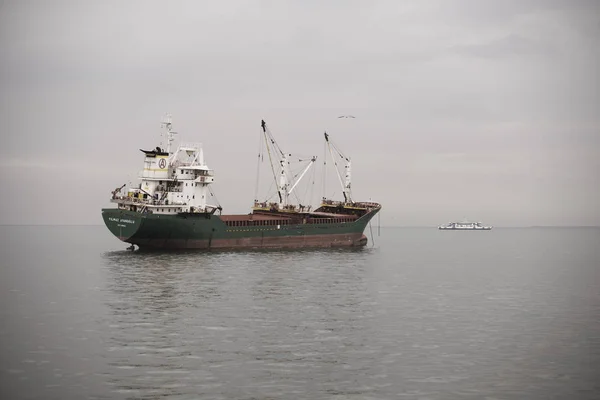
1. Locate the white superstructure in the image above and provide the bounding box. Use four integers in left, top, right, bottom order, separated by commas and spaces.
438, 220, 492, 230
110, 114, 221, 215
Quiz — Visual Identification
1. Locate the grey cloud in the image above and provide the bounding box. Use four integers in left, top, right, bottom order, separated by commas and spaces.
435, 0, 600, 26
451, 34, 558, 58
0, 0, 598, 226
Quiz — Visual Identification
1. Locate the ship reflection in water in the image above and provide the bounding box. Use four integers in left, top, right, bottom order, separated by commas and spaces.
100, 248, 379, 398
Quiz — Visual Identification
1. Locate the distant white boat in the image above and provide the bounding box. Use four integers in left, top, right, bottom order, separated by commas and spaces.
438, 220, 492, 230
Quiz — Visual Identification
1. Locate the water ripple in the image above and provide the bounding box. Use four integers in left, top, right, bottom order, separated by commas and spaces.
1, 226, 599, 399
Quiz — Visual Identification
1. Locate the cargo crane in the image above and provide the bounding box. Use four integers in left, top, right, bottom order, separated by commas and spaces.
324, 132, 352, 204
111, 184, 126, 199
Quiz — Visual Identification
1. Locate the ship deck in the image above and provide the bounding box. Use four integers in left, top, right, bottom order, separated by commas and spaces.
219, 213, 294, 222
218, 210, 360, 223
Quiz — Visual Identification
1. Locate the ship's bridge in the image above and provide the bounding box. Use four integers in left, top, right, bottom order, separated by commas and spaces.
173, 165, 214, 182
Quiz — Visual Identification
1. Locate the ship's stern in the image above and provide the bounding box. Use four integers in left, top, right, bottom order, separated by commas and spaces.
101, 209, 144, 243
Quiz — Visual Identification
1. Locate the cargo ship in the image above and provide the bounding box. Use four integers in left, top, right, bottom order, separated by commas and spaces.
102, 115, 381, 250
438, 220, 492, 230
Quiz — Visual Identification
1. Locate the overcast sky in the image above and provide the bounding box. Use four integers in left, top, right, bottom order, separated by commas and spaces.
1, 0, 598, 226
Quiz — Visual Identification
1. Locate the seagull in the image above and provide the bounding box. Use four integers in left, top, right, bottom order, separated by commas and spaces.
338, 115, 355, 118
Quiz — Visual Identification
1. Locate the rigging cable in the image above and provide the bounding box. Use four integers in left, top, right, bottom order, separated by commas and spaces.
208, 185, 221, 208
322, 134, 327, 201
302, 162, 312, 204
325, 134, 346, 201
261, 120, 280, 202
308, 160, 317, 207
254, 125, 263, 202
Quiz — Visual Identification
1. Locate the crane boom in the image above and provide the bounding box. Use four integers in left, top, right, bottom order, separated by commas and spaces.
324, 132, 352, 203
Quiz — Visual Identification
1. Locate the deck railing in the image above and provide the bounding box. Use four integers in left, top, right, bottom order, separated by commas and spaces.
111, 196, 186, 206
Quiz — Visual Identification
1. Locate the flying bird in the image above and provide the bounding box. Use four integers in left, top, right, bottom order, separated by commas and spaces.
338, 115, 355, 118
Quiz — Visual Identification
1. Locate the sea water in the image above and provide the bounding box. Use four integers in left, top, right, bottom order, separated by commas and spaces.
1, 225, 599, 399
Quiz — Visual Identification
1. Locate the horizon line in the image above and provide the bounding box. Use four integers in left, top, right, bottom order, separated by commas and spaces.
0, 224, 598, 229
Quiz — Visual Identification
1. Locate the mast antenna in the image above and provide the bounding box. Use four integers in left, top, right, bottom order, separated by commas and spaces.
160, 113, 178, 154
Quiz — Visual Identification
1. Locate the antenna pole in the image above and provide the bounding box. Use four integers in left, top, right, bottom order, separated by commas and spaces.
160, 113, 177, 154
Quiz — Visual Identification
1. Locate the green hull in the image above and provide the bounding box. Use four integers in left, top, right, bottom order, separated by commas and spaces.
101, 208, 380, 250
